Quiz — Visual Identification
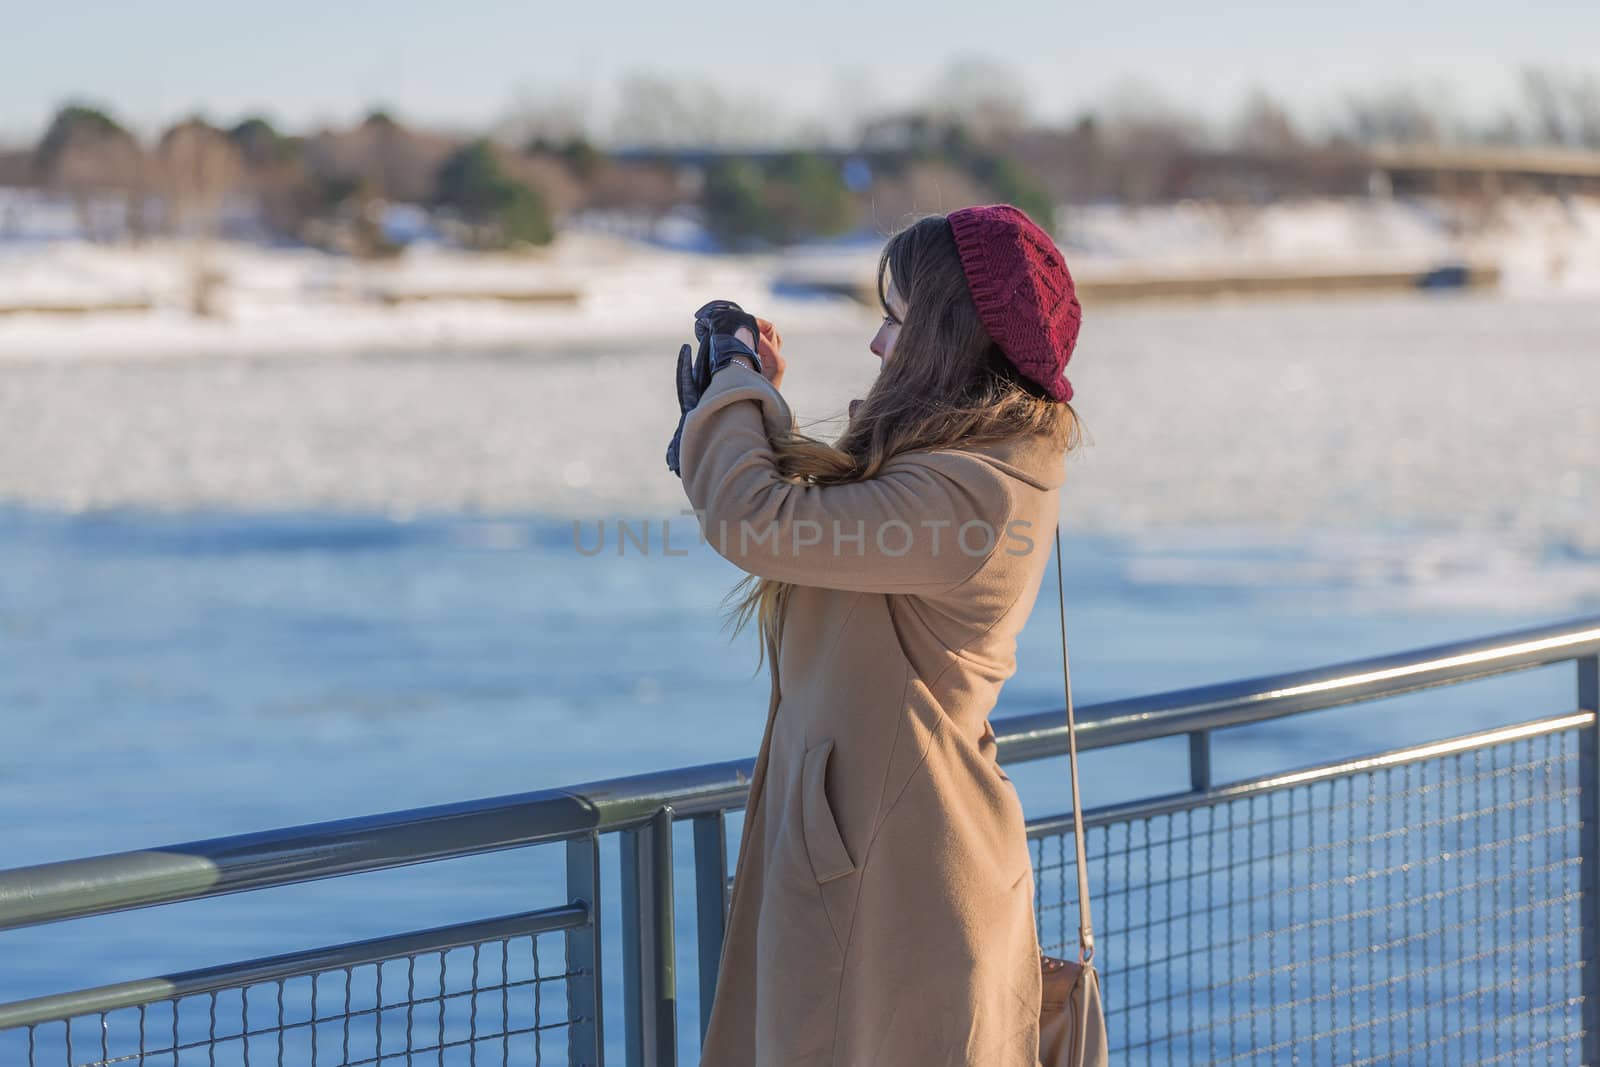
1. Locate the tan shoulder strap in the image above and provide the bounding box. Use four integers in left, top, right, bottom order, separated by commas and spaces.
1054, 526, 1095, 964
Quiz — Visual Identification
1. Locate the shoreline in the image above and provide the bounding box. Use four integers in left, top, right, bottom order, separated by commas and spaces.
0, 278, 1592, 366
3, 194, 1598, 361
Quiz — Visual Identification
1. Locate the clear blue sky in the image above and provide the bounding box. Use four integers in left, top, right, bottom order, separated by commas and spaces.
4, 0, 1595, 144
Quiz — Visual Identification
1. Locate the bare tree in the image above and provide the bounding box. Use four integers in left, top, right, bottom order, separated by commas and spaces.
865, 158, 991, 231
925, 55, 1033, 147
1475, 109, 1527, 148
817, 68, 886, 150
1090, 80, 1201, 203
34, 104, 146, 241
157, 119, 243, 234
1520, 65, 1600, 148
608, 73, 785, 149
1231, 88, 1302, 154
1339, 84, 1446, 146
500, 151, 586, 223
156, 118, 245, 315
494, 82, 596, 149
301, 110, 457, 204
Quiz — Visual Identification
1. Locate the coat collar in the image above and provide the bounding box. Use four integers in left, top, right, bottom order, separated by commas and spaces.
944, 430, 1067, 491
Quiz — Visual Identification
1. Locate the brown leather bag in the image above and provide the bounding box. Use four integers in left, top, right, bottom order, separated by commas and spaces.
1037, 527, 1109, 1066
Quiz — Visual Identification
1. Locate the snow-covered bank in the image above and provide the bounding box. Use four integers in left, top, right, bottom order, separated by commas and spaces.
1062, 194, 1600, 297
0, 194, 1596, 361
0, 230, 865, 361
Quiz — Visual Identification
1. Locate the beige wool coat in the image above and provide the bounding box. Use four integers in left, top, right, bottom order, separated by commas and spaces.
678, 361, 1068, 1067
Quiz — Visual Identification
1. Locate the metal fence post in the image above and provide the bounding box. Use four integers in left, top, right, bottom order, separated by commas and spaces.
1580, 654, 1600, 1067
691, 812, 729, 1045
621, 806, 678, 1067
1189, 730, 1211, 792
567, 832, 606, 1067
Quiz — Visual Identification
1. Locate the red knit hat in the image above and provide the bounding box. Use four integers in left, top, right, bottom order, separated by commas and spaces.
947, 203, 1080, 402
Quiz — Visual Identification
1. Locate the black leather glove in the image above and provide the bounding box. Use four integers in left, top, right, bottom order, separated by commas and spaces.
695, 299, 764, 377
695, 299, 758, 344
665, 332, 711, 477
667, 300, 765, 477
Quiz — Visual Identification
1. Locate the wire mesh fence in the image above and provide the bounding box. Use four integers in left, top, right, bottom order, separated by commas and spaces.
1031, 722, 1587, 1065
5, 921, 589, 1067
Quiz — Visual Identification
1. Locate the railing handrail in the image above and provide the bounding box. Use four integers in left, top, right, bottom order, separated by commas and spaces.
996, 613, 1600, 762
3, 613, 1596, 934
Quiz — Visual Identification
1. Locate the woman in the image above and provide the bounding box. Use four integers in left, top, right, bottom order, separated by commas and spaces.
675, 203, 1084, 1066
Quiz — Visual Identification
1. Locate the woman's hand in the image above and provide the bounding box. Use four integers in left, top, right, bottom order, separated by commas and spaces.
753, 317, 785, 391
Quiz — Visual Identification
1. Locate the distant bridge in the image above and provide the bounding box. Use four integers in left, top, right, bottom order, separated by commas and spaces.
1359, 144, 1600, 197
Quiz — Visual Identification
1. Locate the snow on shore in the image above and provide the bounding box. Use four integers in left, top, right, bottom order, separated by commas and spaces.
1063, 194, 1600, 295
1, 194, 1596, 362
0, 229, 865, 361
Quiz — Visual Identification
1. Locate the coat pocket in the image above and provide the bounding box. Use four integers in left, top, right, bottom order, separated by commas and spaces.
801, 737, 857, 884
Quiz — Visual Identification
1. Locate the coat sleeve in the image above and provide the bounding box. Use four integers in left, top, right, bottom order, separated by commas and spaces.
678, 363, 1014, 594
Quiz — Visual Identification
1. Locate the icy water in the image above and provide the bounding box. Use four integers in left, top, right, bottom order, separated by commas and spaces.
1, 289, 1598, 1063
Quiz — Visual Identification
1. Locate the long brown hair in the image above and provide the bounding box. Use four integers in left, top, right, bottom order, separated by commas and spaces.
718, 211, 1085, 675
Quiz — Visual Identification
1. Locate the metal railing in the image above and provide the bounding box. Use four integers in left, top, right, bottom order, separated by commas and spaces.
2, 614, 1597, 1066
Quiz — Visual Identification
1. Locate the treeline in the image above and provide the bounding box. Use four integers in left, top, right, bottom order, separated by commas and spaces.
1, 63, 1596, 255
9, 107, 563, 254
0, 102, 1070, 255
